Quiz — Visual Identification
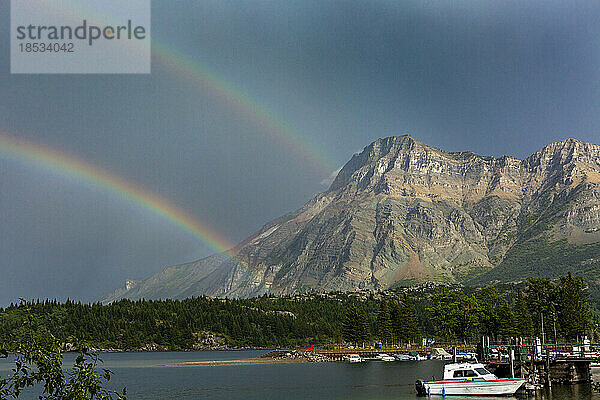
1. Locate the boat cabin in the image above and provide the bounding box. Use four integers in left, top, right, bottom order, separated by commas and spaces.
443, 363, 497, 381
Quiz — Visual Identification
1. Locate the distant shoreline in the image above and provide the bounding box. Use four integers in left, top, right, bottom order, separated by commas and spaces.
165, 357, 311, 367
64, 347, 276, 353
0, 348, 278, 357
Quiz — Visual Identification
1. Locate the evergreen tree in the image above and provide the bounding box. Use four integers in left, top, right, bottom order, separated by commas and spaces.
341, 303, 371, 347
427, 290, 479, 343
477, 286, 515, 341
0, 274, 594, 351
557, 273, 591, 340
525, 277, 557, 338
498, 298, 518, 339
342, 303, 359, 345
397, 293, 420, 344
376, 299, 392, 344
513, 290, 533, 337
355, 305, 371, 346
389, 300, 401, 345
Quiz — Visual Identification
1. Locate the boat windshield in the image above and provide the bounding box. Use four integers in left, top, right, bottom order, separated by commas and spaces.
475, 367, 491, 375
453, 369, 481, 378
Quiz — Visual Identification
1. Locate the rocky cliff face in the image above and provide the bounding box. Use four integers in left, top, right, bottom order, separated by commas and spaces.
104, 136, 600, 302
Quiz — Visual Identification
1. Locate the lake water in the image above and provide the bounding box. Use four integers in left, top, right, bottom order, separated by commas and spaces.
1, 351, 599, 399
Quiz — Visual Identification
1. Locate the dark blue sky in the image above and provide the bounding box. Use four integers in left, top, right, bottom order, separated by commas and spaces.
1, 0, 600, 305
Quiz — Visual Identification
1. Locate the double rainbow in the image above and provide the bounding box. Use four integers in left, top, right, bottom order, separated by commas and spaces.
4, 3, 340, 272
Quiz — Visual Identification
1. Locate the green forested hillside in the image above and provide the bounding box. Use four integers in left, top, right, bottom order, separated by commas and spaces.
474, 233, 600, 307
0, 275, 593, 350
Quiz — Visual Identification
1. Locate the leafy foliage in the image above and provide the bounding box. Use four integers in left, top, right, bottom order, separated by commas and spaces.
0, 302, 125, 400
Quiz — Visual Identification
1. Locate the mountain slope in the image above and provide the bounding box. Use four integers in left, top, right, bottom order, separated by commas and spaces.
105, 136, 600, 301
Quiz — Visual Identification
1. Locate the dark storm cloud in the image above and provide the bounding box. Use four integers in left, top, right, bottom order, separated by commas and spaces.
1, 1, 600, 304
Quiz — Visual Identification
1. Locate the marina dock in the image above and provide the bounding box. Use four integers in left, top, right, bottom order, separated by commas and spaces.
264, 341, 597, 385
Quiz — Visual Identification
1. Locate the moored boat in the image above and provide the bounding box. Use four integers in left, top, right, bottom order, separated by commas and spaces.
344, 354, 363, 363
375, 353, 396, 362
415, 362, 526, 396
408, 350, 426, 361
430, 348, 452, 360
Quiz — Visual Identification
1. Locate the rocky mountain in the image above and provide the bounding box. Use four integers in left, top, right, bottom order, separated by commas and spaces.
104, 135, 600, 302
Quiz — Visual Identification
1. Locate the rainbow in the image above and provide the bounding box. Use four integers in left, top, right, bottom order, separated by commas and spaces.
151, 42, 336, 174
0, 133, 236, 256
37, 0, 338, 176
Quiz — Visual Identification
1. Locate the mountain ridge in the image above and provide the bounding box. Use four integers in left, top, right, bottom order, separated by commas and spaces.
104, 135, 600, 302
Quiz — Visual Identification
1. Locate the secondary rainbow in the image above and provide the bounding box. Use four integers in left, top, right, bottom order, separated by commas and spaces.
37, 0, 338, 175
152, 42, 336, 174
0, 133, 236, 256
35, 0, 338, 176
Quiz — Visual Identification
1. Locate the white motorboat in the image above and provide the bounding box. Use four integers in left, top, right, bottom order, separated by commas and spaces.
415, 362, 526, 396
408, 351, 426, 360
430, 348, 452, 360
375, 353, 396, 362
456, 352, 477, 361
344, 354, 363, 363
394, 353, 410, 361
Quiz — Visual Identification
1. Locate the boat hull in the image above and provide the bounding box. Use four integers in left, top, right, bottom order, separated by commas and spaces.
419, 379, 526, 396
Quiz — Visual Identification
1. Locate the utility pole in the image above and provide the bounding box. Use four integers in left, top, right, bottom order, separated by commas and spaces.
541, 313, 546, 344
553, 312, 557, 345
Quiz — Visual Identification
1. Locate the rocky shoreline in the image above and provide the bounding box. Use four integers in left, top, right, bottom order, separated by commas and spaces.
166, 350, 331, 367
61, 331, 275, 353
65, 346, 277, 353
60, 341, 304, 354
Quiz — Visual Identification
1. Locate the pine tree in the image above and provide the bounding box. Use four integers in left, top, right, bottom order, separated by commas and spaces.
389, 300, 401, 345
498, 298, 518, 339
376, 299, 392, 344
355, 305, 371, 346
476, 287, 502, 341
513, 290, 533, 337
526, 277, 557, 337
340, 302, 371, 347
342, 303, 359, 345
426, 290, 478, 342
397, 293, 420, 344
557, 273, 590, 340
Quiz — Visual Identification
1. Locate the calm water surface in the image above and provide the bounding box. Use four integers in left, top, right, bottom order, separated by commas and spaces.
1, 351, 598, 399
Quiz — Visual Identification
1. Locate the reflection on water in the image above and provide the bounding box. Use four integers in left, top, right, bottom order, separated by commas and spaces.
1, 352, 599, 399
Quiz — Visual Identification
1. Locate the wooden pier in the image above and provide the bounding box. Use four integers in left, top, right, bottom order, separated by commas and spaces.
480, 339, 595, 384
262, 346, 473, 362
264, 341, 596, 385
488, 359, 592, 384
